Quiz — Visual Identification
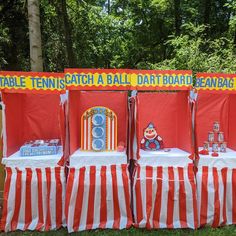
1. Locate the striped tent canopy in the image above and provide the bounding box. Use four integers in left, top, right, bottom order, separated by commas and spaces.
81, 106, 117, 151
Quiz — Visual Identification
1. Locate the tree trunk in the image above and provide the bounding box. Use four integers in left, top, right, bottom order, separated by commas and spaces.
174, 0, 181, 36
28, 0, 43, 71
61, 0, 76, 67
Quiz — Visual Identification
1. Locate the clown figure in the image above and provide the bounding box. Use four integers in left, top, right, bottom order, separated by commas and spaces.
141, 123, 164, 151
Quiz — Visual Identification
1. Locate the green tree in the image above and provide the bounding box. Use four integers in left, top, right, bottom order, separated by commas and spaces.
146, 24, 236, 73
1, 0, 236, 72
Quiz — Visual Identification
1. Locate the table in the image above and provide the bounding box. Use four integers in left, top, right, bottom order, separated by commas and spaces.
197, 148, 236, 227
65, 149, 132, 232
1, 148, 66, 232
133, 148, 198, 229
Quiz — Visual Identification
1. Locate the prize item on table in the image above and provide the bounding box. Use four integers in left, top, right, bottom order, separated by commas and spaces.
220, 142, 227, 152
218, 132, 224, 142
213, 121, 220, 132
208, 132, 214, 142
81, 106, 117, 151
201, 121, 227, 155
203, 141, 210, 151
20, 139, 60, 156
212, 142, 219, 152
140, 122, 164, 151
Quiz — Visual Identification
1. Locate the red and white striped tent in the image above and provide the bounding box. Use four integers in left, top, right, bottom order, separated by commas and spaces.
0, 72, 67, 232
195, 73, 236, 227
130, 82, 198, 229
66, 90, 132, 232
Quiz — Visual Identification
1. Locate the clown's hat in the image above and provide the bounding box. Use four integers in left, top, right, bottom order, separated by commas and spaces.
147, 123, 155, 129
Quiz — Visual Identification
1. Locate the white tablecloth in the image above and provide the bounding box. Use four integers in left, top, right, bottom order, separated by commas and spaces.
65, 164, 132, 232
69, 149, 128, 167
197, 148, 236, 227
1, 146, 66, 232
2, 147, 63, 168
198, 148, 236, 168
138, 148, 192, 167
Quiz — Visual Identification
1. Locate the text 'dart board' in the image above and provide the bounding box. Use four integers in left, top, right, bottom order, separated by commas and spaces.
0, 72, 66, 232
195, 73, 236, 228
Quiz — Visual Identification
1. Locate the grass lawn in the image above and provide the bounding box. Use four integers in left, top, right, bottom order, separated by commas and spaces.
1, 226, 236, 236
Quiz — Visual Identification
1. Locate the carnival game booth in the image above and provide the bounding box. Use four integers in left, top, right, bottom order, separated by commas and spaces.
65, 69, 132, 232
195, 73, 236, 227
130, 70, 198, 229
0, 71, 66, 232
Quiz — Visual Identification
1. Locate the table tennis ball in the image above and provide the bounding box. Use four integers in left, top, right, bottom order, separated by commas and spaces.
117, 142, 125, 152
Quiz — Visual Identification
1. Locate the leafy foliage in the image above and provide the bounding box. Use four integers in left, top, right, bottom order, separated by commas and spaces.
0, 23, 10, 69
147, 24, 236, 73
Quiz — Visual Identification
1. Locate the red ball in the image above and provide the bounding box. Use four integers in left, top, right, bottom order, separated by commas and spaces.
211, 152, 219, 157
